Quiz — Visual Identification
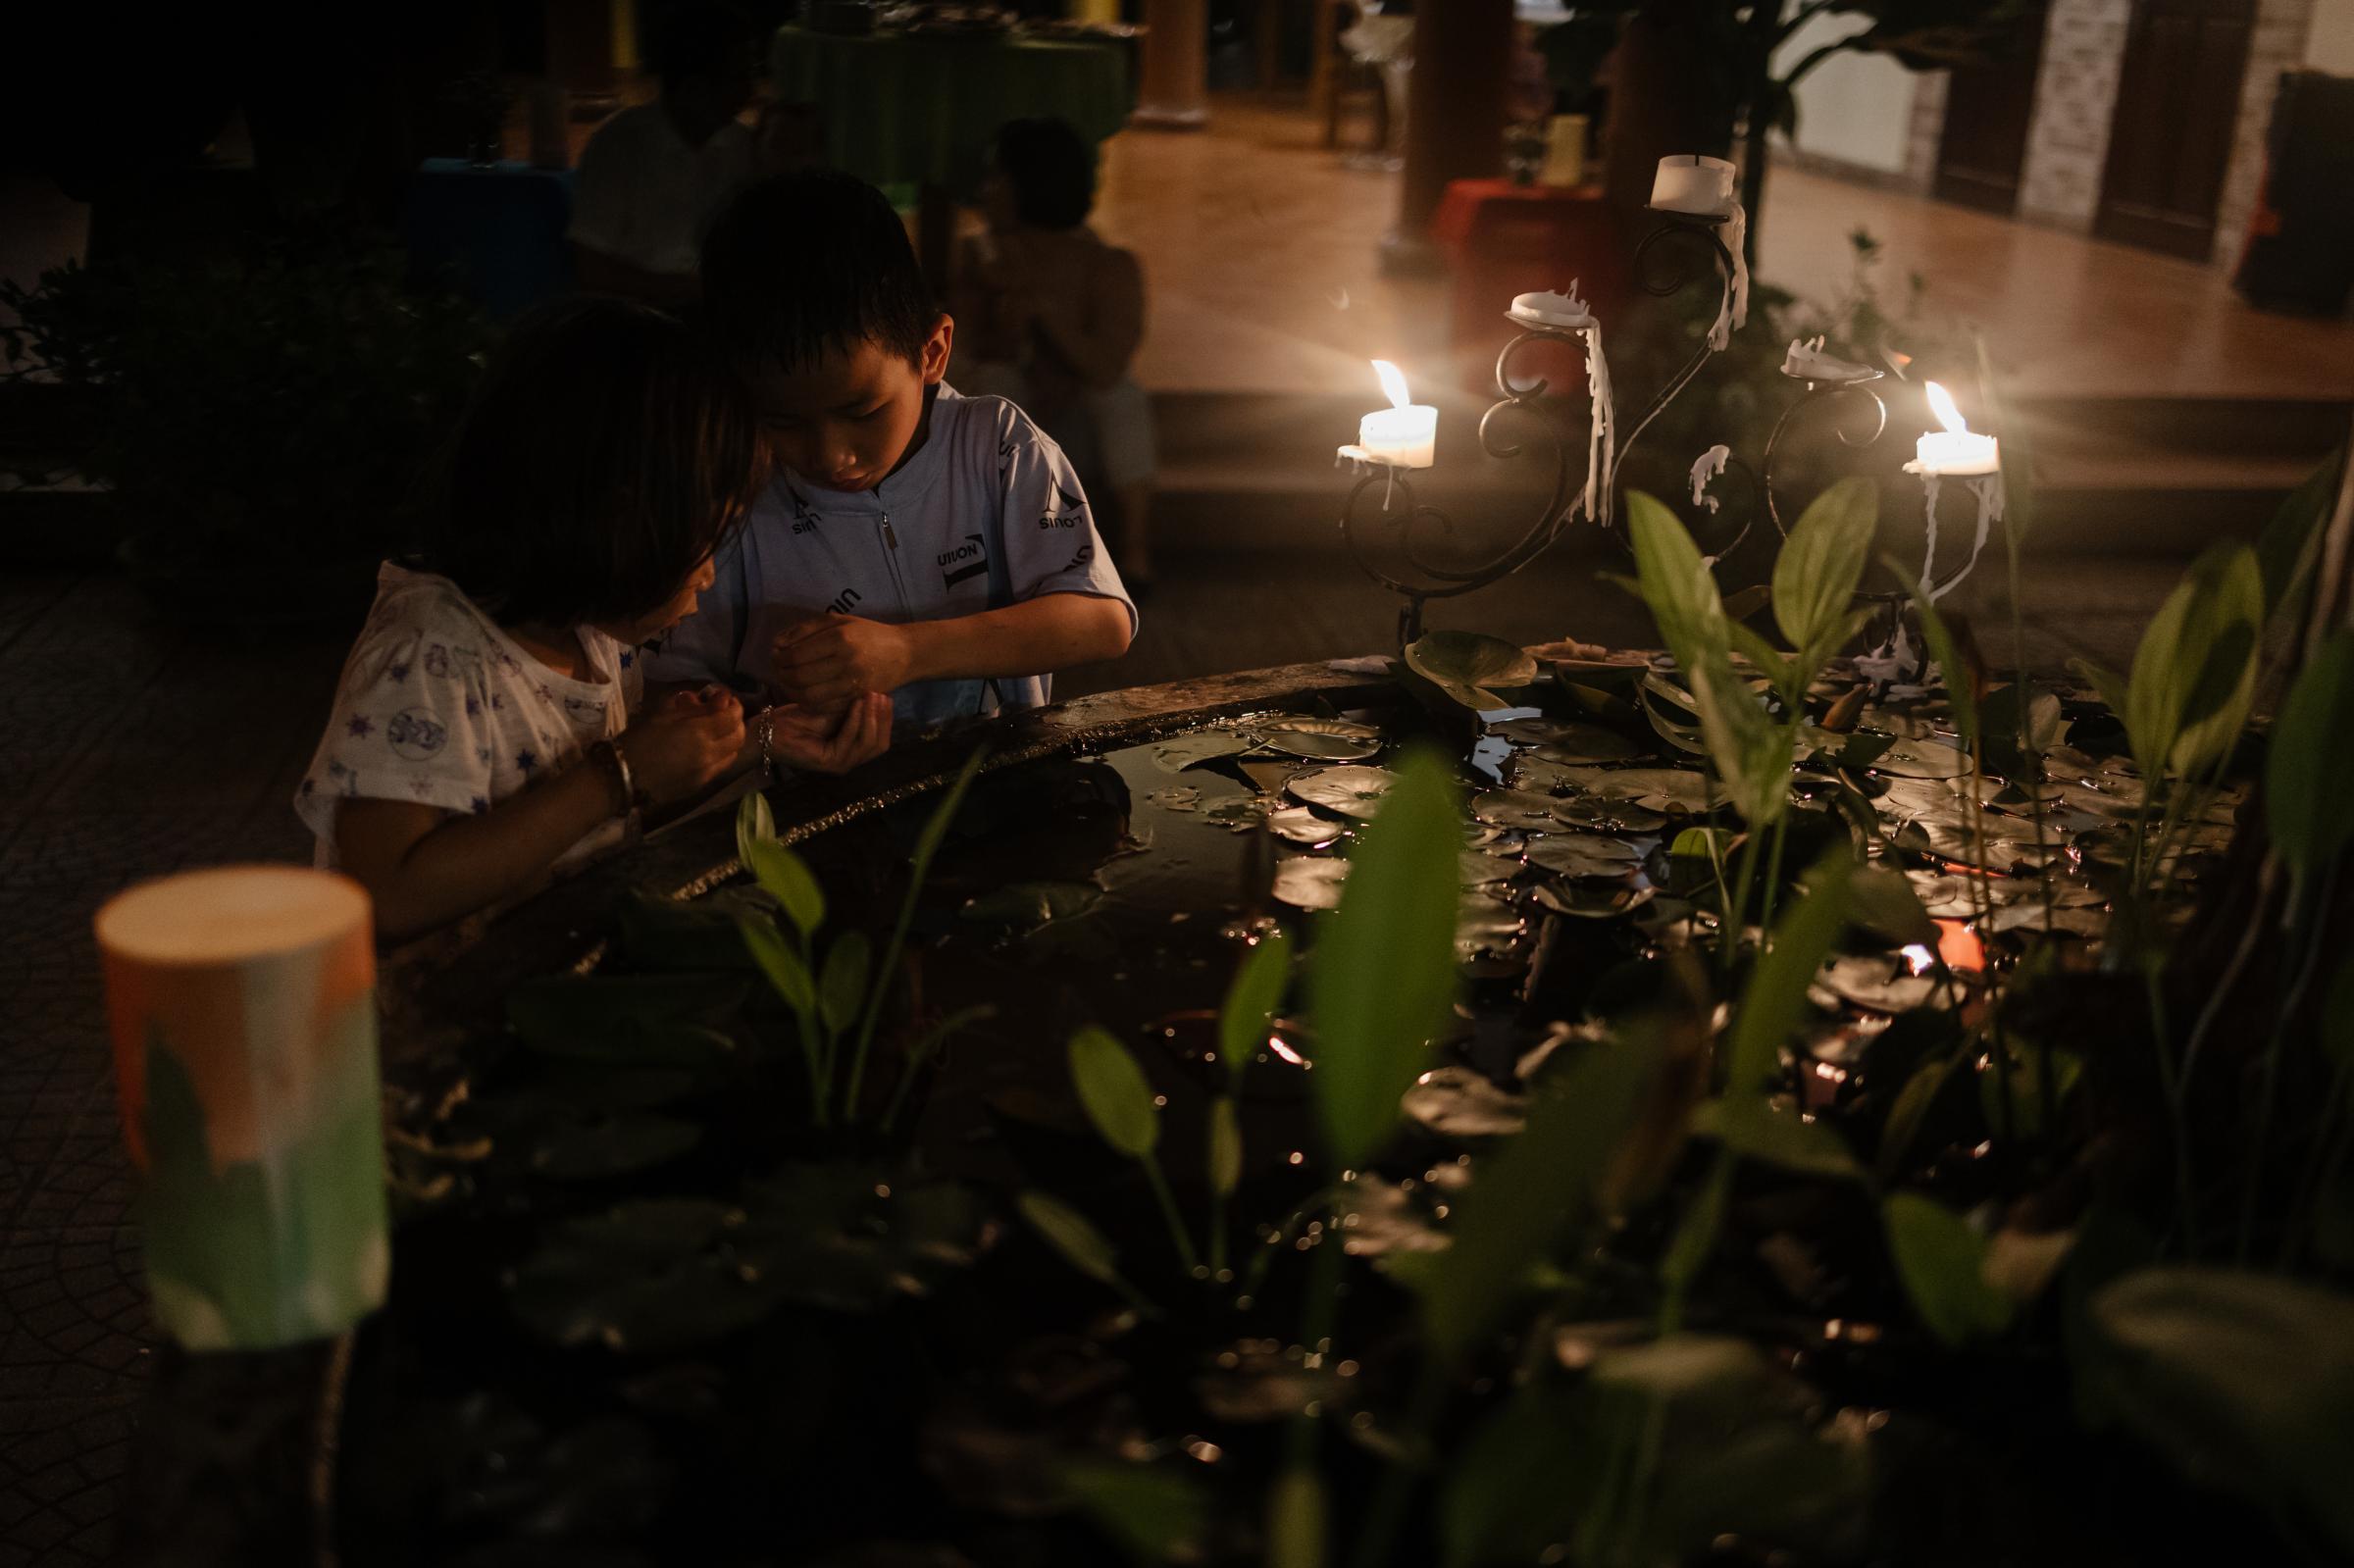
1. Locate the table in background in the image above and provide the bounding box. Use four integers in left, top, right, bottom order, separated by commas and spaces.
769, 25, 1134, 283
401, 160, 576, 323
1430, 178, 1627, 398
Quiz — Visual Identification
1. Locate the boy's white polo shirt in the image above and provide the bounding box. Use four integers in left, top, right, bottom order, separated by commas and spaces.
647, 389, 1135, 732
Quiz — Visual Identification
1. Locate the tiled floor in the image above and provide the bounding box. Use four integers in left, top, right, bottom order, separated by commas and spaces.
1098, 100, 2354, 399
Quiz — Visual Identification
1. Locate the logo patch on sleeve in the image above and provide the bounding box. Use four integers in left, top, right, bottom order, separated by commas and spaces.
1038, 484, 1088, 530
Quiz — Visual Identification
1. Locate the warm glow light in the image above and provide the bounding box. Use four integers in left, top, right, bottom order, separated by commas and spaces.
1371, 358, 1411, 411
1925, 380, 1970, 435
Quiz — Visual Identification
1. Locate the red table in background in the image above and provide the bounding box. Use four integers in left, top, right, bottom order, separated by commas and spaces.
1430, 179, 1633, 399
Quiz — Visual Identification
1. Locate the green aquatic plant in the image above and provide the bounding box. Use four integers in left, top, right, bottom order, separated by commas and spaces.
735, 748, 993, 1127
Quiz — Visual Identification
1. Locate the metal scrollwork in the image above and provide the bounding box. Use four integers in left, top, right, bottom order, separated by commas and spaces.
1335, 209, 1739, 645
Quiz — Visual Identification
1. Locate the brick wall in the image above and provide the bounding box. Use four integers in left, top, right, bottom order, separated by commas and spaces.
2214, 0, 2318, 264
2017, 0, 2135, 228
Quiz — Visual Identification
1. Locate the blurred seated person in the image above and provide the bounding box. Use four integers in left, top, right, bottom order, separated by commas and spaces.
951, 118, 1158, 589
569, 1, 764, 305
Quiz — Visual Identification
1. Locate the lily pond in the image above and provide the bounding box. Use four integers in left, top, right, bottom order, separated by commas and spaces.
349, 637, 2349, 1565
341, 466, 2354, 1568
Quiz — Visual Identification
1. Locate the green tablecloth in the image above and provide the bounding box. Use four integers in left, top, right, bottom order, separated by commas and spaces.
771, 25, 1134, 198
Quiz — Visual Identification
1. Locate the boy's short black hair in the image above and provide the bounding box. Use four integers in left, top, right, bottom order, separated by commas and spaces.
994, 117, 1097, 230
647, 1, 755, 90
699, 171, 939, 375
430, 297, 764, 629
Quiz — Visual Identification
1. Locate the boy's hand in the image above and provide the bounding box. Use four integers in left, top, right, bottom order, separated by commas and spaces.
764, 692, 893, 775
618, 686, 745, 805
771, 615, 918, 715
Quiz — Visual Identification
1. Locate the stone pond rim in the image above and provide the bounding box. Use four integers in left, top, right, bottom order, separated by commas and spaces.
381, 659, 1407, 1051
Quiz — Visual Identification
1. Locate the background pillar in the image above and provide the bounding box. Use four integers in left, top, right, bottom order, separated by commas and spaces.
1133, 0, 1210, 130
1381, 0, 1514, 274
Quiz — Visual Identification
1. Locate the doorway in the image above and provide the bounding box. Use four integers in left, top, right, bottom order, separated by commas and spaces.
2094, 0, 2256, 259
1933, 5, 2047, 215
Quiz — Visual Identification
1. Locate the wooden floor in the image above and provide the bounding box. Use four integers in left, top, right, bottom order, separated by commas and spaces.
1099, 98, 2354, 400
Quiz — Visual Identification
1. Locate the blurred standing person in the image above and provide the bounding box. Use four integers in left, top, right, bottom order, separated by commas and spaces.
569, 2, 763, 305
951, 118, 1158, 591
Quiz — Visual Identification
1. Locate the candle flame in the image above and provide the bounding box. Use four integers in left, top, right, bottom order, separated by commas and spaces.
1925, 380, 1970, 434
1371, 358, 1411, 411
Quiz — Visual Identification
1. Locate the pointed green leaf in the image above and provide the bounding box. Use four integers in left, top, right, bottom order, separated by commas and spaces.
1208, 1097, 1243, 1201
1723, 852, 1854, 1095
1403, 631, 1540, 709
1883, 1190, 2014, 1345
2267, 632, 2354, 874
737, 915, 815, 1012
818, 930, 871, 1037
1848, 864, 1937, 946
2126, 545, 2262, 778
1704, 1098, 1864, 1182
1626, 489, 1725, 680
2085, 1266, 2354, 1555
1307, 747, 1464, 1170
1062, 1460, 1208, 1564
1017, 1189, 1124, 1287
735, 789, 777, 869
744, 838, 825, 938
1420, 1025, 1659, 1362
1218, 930, 1293, 1081
2255, 447, 2344, 623
1267, 1467, 1328, 1568
1876, 1057, 1953, 1180
1068, 1026, 1160, 1159
1773, 476, 1878, 652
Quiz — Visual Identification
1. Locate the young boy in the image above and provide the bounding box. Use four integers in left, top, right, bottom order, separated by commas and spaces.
648, 171, 1136, 728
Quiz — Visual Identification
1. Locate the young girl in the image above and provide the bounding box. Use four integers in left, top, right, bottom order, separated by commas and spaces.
296, 298, 891, 943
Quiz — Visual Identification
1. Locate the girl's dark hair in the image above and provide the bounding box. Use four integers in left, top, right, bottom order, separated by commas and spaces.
430, 297, 764, 629
994, 117, 1097, 231
699, 171, 939, 373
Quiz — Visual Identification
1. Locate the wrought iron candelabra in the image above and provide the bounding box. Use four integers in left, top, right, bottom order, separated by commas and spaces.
1332, 202, 1985, 659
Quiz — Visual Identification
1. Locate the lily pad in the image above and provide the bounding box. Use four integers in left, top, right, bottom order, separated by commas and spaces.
1869, 736, 1973, 780
1405, 631, 1540, 708
1146, 785, 1203, 812
1813, 953, 1942, 1013
1266, 805, 1345, 846
1286, 766, 1397, 820
1471, 787, 1572, 832
1151, 731, 1254, 773
527, 1111, 702, 1181
959, 881, 1104, 936
1272, 856, 1351, 911
1333, 1174, 1454, 1257
1532, 882, 1656, 920
1460, 850, 1524, 885
1456, 894, 1525, 952
1260, 718, 1383, 761
1523, 835, 1643, 881
1204, 796, 1272, 831
1403, 1065, 1529, 1138
1561, 767, 1714, 815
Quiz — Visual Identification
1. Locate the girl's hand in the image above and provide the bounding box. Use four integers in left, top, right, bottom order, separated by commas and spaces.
619, 687, 745, 804
765, 692, 892, 775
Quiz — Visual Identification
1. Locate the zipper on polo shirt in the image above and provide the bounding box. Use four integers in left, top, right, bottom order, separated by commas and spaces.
881, 514, 897, 549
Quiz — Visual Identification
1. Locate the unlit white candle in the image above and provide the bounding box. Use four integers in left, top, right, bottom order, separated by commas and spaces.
1651, 154, 1735, 214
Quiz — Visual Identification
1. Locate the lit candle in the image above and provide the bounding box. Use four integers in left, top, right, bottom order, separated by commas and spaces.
1650, 154, 1736, 214
1913, 381, 1999, 476
1352, 359, 1437, 469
